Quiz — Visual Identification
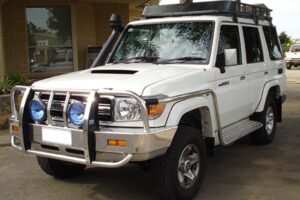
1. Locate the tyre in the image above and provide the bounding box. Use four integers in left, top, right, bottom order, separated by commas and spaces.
151, 126, 207, 200
286, 64, 291, 69
251, 95, 277, 145
37, 156, 86, 179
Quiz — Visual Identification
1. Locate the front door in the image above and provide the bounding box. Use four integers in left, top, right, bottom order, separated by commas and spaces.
215, 24, 250, 127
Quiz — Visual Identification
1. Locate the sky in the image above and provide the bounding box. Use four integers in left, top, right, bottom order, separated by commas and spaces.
159, 0, 300, 39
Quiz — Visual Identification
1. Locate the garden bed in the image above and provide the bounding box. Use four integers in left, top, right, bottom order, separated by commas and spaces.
0, 94, 10, 130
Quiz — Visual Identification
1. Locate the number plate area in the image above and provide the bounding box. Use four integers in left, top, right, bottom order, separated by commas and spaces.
42, 127, 72, 146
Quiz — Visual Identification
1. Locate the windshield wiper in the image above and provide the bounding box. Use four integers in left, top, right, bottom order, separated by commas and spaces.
113, 56, 159, 64
157, 57, 206, 64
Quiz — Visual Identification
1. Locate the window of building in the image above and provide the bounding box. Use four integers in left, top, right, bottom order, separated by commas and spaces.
217, 25, 242, 66
243, 26, 264, 63
263, 27, 283, 60
26, 6, 73, 74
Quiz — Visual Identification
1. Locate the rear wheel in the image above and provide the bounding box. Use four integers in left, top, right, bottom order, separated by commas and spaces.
251, 96, 277, 145
151, 126, 206, 200
37, 156, 86, 179
286, 64, 291, 69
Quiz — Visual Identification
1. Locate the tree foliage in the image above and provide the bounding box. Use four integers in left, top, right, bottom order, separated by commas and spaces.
46, 7, 72, 45
279, 32, 292, 45
279, 32, 292, 52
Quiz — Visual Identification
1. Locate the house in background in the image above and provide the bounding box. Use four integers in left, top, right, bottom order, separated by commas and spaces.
0, 0, 158, 80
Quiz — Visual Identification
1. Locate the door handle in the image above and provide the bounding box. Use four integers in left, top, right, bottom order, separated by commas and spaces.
240, 76, 246, 81
264, 72, 269, 75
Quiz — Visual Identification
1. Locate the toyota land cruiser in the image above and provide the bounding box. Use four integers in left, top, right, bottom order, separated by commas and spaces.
10, 1, 286, 199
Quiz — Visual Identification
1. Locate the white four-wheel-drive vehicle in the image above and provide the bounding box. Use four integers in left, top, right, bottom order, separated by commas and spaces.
285, 44, 300, 69
10, 1, 286, 199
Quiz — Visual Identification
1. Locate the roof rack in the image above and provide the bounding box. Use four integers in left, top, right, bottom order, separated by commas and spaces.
143, 1, 272, 25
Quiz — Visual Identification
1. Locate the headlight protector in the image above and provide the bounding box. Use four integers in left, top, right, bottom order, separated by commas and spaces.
29, 99, 46, 123
68, 102, 85, 126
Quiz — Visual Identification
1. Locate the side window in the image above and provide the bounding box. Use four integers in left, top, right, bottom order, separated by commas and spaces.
217, 25, 242, 66
243, 26, 264, 63
263, 27, 283, 60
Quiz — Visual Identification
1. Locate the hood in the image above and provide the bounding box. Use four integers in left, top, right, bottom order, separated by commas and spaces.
286, 51, 300, 59
32, 63, 201, 95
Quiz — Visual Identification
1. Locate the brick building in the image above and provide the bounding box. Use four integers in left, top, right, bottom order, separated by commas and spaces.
0, 0, 158, 80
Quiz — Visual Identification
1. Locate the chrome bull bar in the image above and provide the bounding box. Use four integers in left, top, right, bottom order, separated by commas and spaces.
10, 86, 150, 168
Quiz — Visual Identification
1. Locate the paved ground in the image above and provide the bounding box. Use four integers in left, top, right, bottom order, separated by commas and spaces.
0, 70, 300, 200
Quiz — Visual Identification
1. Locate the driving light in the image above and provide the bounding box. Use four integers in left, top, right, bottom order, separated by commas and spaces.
114, 98, 141, 121
68, 102, 85, 126
29, 99, 46, 123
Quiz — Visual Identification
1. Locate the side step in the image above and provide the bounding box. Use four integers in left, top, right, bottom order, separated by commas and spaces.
221, 119, 263, 145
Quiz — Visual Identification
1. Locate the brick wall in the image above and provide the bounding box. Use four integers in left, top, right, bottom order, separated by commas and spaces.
1, 0, 129, 77
0, 4, 5, 80
94, 3, 129, 45
2, 0, 28, 76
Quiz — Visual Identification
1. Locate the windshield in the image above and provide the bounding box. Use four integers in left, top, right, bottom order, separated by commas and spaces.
109, 22, 214, 64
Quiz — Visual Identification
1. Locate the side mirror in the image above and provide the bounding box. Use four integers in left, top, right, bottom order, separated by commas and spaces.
216, 52, 225, 74
225, 49, 238, 66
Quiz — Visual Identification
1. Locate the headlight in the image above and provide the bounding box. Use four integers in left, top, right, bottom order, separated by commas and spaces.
114, 98, 141, 121
29, 99, 46, 123
68, 102, 85, 126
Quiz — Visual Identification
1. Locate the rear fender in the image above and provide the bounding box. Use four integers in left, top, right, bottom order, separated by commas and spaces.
256, 80, 280, 112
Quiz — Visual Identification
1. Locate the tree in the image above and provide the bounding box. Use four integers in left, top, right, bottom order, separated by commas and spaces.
279, 32, 292, 52
46, 7, 72, 45
279, 32, 292, 46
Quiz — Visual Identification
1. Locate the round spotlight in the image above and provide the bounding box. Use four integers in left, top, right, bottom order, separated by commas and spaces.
68, 102, 85, 126
29, 99, 46, 123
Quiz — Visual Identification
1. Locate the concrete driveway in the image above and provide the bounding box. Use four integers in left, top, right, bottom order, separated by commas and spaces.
0, 70, 300, 200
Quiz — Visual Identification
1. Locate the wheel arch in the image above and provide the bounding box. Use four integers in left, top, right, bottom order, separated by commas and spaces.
166, 97, 217, 138
255, 81, 282, 122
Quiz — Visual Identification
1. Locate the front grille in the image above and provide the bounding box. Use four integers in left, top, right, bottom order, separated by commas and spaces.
37, 91, 113, 127
99, 97, 113, 122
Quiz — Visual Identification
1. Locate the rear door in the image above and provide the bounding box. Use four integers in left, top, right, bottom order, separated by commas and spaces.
242, 26, 269, 112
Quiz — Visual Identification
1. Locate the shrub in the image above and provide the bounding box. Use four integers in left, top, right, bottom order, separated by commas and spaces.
0, 72, 27, 95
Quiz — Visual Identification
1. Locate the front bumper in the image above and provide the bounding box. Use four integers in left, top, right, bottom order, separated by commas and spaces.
286, 60, 300, 65
10, 121, 177, 167
9, 86, 177, 168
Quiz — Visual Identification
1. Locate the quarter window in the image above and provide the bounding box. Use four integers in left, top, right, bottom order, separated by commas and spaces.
243, 26, 264, 63
26, 6, 73, 74
263, 27, 283, 60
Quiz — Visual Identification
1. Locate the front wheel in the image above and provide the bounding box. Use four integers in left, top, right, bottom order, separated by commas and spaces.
251, 96, 277, 145
37, 156, 86, 179
286, 63, 291, 69
151, 126, 206, 200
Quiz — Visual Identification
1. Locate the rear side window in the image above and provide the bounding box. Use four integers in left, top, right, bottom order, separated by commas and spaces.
263, 27, 283, 60
243, 26, 264, 63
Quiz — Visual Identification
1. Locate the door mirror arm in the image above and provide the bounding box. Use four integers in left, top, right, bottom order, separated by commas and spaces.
216, 53, 226, 74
